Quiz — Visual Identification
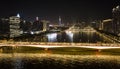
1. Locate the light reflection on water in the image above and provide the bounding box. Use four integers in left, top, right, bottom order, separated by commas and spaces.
0, 53, 120, 69
45, 31, 111, 43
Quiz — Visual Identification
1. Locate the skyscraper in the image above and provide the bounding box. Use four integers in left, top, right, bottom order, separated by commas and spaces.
59, 16, 62, 26
112, 5, 120, 35
0, 14, 22, 38
9, 14, 21, 38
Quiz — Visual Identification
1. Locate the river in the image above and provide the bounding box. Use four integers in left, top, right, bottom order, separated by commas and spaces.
0, 53, 120, 69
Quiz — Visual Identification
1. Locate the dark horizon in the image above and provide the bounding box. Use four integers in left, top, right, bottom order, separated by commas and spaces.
0, 0, 120, 23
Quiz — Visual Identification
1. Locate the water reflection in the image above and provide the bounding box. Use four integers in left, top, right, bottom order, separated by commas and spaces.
0, 53, 120, 69
65, 31, 74, 42
46, 33, 57, 42
45, 30, 111, 43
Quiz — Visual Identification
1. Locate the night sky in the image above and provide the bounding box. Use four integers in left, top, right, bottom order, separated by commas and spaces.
0, 0, 119, 23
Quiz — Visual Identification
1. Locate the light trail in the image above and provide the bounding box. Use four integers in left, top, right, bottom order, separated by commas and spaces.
0, 44, 120, 50
0, 41, 120, 50
77, 46, 120, 49
27, 45, 120, 49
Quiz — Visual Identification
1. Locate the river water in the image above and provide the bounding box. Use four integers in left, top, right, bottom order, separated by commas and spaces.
19, 26, 113, 43
0, 53, 120, 69
45, 31, 112, 43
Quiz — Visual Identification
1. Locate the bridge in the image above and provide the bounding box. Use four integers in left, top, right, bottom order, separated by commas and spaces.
65, 25, 97, 33
0, 42, 120, 50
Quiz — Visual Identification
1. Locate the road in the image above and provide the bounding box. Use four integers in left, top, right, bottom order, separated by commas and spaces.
0, 42, 120, 49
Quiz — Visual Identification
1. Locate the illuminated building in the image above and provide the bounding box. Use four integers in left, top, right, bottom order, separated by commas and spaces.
9, 14, 22, 38
59, 16, 62, 26
101, 19, 114, 33
100, 5, 120, 36
41, 20, 49, 31
112, 5, 120, 35
0, 14, 22, 38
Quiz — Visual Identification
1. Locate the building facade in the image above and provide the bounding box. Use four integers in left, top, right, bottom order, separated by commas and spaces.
41, 20, 49, 31
0, 15, 22, 38
101, 19, 114, 33
100, 5, 120, 36
112, 5, 120, 35
9, 16, 21, 38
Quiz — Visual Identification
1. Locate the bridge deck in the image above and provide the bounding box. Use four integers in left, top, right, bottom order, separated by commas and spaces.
0, 42, 120, 49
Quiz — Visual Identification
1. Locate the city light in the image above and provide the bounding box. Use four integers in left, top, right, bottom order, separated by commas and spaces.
0, 1, 120, 69
46, 33, 57, 42
65, 30, 73, 42
17, 13, 20, 18
30, 31, 34, 35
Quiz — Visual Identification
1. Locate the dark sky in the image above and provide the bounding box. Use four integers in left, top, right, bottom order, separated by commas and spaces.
0, 0, 119, 23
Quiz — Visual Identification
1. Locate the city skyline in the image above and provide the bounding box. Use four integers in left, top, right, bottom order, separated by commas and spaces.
0, 0, 120, 22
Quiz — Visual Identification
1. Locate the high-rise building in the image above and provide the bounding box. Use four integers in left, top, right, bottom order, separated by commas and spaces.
0, 14, 22, 38
9, 15, 21, 38
101, 19, 113, 33
102, 5, 120, 35
41, 20, 49, 31
59, 16, 62, 26
112, 5, 120, 35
